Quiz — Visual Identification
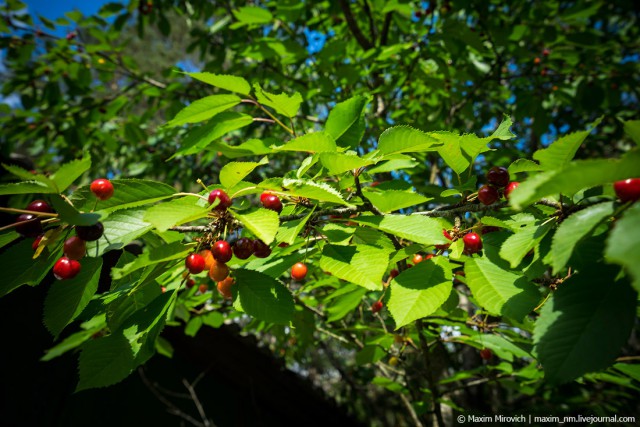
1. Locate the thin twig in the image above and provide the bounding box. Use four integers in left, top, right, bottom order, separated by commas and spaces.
415, 320, 445, 427
182, 378, 213, 427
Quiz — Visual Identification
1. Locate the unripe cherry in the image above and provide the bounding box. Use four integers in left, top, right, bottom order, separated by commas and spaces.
217, 276, 235, 300
291, 262, 308, 281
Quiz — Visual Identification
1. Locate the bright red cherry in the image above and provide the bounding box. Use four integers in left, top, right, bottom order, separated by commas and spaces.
613, 178, 640, 203
32, 235, 44, 251
504, 181, 520, 200
261, 194, 283, 213
212, 240, 232, 263
76, 222, 104, 241
208, 189, 232, 211
412, 254, 424, 264
26, 199, 53, 213
389, 269, 399, 279
291, 262, 308, 281
53, 257, 81, 280
15, 214, 42, 237
233, 237, 254, 260
185, 253, 206, 274
480, 348, 493, 360
486, 166, 510, 188
478, 185, 500, 205
371, 301, 384, 313
253, 240, 272, 258
63, 236, 86, 260
260, 191, 273, 203
463, 232, 483, 255
90, 178, 115, 201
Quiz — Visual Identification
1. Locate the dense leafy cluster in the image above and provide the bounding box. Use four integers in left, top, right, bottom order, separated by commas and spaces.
1, 0, 639, 425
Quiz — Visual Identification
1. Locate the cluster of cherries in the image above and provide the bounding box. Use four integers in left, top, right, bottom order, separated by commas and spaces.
477, 166, 520, 206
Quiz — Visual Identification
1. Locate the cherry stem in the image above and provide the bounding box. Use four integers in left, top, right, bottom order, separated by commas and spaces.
173, 192, 209, 202
0, 207, 58, 217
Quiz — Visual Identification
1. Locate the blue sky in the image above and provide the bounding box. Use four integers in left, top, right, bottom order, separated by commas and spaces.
24, 0, 111, 20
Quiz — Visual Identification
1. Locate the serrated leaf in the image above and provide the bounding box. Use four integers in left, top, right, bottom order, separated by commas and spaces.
166, 94, 241, 127
367, 158, 419, 174
185, 72, 251, 95
508, 159, 542, 174
276, 210, 313, 245
275, 131, 337, 153
465, 257, 540, 321
319, 152, 375, 175
353, 215, 449, 246
111, 242, 189, 280
3, 163, 55, 189
86, 209, 153, 256
281, 178, 351, 206
77, 334, 134, 391
325, 285, 367, 322
388, 257, 453, 328
50, 195, 101, 226
606, 203, 640, 292
209, 138, 273, 158
319, 244, 391, 290
41, 328, 101, 362
253, 83, 302, 118
510, 150, 640, 210
232, 269, 294, 324
0, 239, 60, 298
230, 208, 279, 244
533, 118, 601, 171
378, 126, 440, 155
0, 231, 20, 249
43, 258, 102, 337
51, 155, 91, 192
547, 202, 614, 274
232, 6, 273, 24
220, 158, 268, 189
534, 265, 636, 384
169, 112, 253, 159
143, 196, 210, 232
500, 221, 554, 268
0, 181, 55, 195
71, 179, 177, 214
622, 119, 640, 146
363, 189, 431, 213
325, 95, 368, 148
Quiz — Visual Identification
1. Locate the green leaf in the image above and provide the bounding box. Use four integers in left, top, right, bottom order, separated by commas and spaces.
166, 94, 241, 127
44, 257, 103, 337
185, 316, 203, 337
77, 334, 134, 391
533, 118, 601, 171
281, 178, 351, 206
534, 265, 636, 384
71, 179, 177, 214
41, 328, 101, 362
319, 152, 375, 175
510, 150, 640, 210
325, 95, 369, 148
0, 239, 60, 298
356, 345, 386, 365
622, 119, 640, 146
319, 244, 391, 290
0, 231, 20, 249
233, 269, 294, 324
3, 163, 55, 189
209, 138, 274, 159
353, 215, 449, 246
143, 196, 210, 232
232, 6, 273, 25
253, 83, 302, 117
169, 112, 253, 159
547, 202, 614, 274
220, 158, 268, 189
377, 126, 440, 155
363, 189, 431, 213
185, 72, 251, 95
275, 131, 337, 153
606, 202, 640, 292
325, 285, 367, 322
367, 158, 419, 174
499, 221, 554, 268
388, 257, 453, 328
465, 257, 540, 321
275, 210, 313, 245
85, 208, 153, 256
508, 159, 543, 174
49, 195, 101, 226
0, 181, 55, 195
230, 208, 279, 244
50, 155, 91, 192
111, 242, 190, 280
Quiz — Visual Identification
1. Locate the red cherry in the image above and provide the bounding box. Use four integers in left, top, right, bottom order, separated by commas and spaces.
15, 214, 43, 237
211, 240, 232, 263
32, 235, 44, 251
233, 238, 254, 260
90, 178, 115, 201
435, 229, 452, 250
486, 167, 510, 188
185, 253, 206, 274
463, 232, 483, 254
412, 254, 424, 264
208, 189, 232, 211
371, 301, 384, 313
480, 348, 493, 360
389, 269, 399, 279
504, 181, 520, 200
261, 194, 283, 213
198, 284, 209, 294
260, 191, 273, 203
63, 236, 86, 260
613, 178, 640, 203
185, 279, 196, 289
253, 240, 272, 258
26, 199, 53, 213
542, 48, 550, 57
478, 185, 500, 205
66, 31, 76, 41
291, 262, 308, 281
53, 257, 81, 280
425, 254, 435, 260
76, 222, 104, 241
